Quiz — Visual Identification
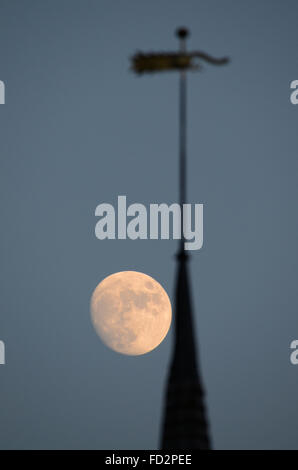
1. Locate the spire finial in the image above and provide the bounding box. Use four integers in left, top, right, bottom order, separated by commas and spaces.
176, 27, 189, 39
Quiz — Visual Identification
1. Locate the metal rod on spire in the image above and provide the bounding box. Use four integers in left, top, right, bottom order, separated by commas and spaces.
177, 28, 188, 250
177, 28, 188, 209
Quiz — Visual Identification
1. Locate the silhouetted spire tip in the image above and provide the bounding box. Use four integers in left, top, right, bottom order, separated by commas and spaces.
176, 240, 189, 261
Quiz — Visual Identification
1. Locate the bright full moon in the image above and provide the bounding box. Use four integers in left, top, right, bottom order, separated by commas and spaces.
90, 271, 172, 356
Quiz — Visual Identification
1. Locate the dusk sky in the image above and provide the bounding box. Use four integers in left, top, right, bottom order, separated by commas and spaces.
0, 0, 298, 449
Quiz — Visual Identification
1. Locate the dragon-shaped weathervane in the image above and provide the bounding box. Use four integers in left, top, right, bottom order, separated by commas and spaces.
131, 27, 229, 74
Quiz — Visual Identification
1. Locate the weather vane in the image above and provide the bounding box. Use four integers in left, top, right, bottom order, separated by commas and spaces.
131, 27, 229, 242
132, 28, 229, 246
131, 27, 229, 74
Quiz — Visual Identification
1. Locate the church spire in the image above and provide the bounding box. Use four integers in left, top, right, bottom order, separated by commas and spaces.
160, 29, 212, 449
131, 28, 229, 449
160, 243, 211, 449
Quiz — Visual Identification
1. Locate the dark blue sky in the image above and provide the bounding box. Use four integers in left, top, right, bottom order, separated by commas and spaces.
0, 0, 298, 449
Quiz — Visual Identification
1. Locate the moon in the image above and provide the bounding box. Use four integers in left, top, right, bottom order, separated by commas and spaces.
90, 271, 172, 355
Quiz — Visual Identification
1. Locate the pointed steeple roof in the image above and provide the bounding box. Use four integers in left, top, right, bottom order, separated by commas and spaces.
160, 242, 211, 449
169, 247, 199, 382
